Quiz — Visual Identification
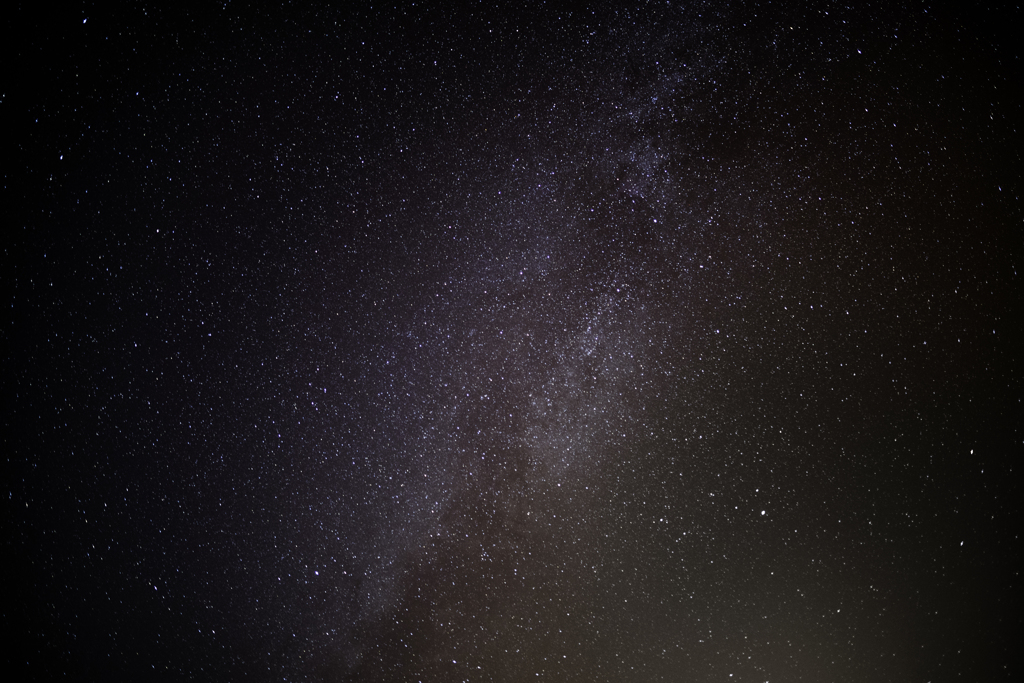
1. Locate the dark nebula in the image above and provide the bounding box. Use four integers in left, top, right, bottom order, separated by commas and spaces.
7, 2, 1021, 681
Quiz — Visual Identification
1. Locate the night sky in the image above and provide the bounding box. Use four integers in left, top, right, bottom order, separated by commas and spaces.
6, 2, 1022, 681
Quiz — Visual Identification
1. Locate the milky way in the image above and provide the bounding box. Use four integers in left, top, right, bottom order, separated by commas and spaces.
8, 2, 1020, 681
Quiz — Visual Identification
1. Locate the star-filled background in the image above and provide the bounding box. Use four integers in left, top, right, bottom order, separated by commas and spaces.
6, 1, 1021, 681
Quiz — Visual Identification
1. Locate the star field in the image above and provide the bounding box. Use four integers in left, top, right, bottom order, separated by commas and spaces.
7, 2, 1021, 681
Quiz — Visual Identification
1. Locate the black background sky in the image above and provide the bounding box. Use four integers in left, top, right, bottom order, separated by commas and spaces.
5, 1, 1022, 681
